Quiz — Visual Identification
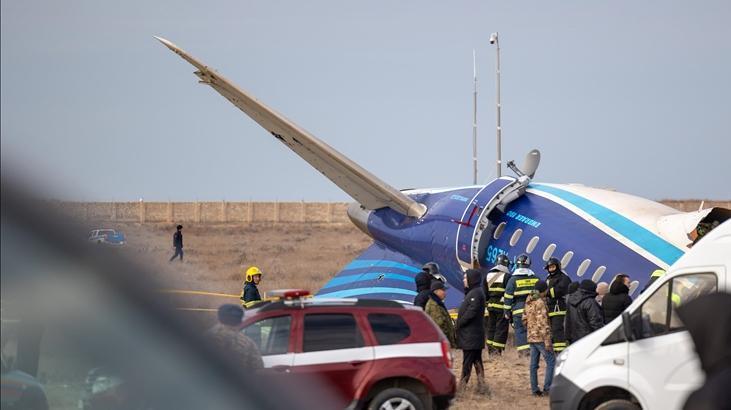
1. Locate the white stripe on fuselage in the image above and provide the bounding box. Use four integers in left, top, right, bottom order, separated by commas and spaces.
526, 186, 670, 269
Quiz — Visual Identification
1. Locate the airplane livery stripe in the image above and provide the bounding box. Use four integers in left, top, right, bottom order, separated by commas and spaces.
320, 272, 414, 289
315, 287, 417, 298
530, 184, 684, 266
342, 260, 422, 273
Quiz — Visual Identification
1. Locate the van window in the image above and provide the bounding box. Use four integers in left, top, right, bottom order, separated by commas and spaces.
242, 315, 291, 356
631, 273, 717, 339
303, 314, 364, 352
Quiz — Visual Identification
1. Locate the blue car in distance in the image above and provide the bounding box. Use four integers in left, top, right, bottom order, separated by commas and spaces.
88, 229, 126, 246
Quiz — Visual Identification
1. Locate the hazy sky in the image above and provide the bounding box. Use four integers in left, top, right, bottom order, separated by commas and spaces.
2, 0, 729, 201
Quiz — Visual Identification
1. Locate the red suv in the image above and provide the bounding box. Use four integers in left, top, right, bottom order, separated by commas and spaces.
240, 290, 456, 410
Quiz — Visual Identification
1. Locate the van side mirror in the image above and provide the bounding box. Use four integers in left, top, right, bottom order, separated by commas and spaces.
621, 311, 635, 342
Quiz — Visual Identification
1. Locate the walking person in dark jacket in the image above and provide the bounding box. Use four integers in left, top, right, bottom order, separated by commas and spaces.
565, 280, 604, 343
544, 257, 571, 353
602, 274, 633, 323
455, 269, 488, 394
414, 262, 442, 309
169, 224, 183, 262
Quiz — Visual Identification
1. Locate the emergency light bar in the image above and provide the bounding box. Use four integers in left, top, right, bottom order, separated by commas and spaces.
266, 289, 311, 299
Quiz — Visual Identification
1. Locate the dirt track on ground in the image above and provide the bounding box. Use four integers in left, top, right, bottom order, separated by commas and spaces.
101, 221, 550, 409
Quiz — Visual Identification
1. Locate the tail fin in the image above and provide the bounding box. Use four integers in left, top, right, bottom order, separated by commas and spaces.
316, 242, 464, 309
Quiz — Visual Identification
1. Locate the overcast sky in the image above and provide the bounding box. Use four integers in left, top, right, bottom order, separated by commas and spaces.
2, 0, 729, 201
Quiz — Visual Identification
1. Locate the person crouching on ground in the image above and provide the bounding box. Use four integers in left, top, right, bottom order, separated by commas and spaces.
455, 269, 489, 394
425, 281, 456, 346
522, 280, 555, 396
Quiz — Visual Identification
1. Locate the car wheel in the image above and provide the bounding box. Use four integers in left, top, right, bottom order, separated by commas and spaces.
369, 388, 424, 410
595, 399, 641, 410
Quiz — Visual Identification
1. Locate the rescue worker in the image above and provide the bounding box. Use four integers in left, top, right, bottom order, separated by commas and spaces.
642, 269, 665, 293
565, 280, 604, 343
483, 254, 512, 355
455, 269, 488, 394
208, 304, 263, 369
544, 257, 571, 353
504, 254, 539, 356
425, 281, 456, 346
414, 262, 443, 310
169, 224, 183, 262
241, 266, 263, 308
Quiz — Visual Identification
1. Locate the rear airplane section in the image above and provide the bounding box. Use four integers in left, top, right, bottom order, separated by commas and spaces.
326, 181, 713, 309
156, 37, 728, 310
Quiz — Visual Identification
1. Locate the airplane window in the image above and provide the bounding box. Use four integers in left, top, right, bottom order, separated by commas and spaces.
592, 266, 607, 282
542, 244, 557, 261
628, 280, 640, 296
576, 259, 592, 277
493, 222, 506, 240
525, 236, 540, 253
561, 251, 574, 268
509, 229, 523, 247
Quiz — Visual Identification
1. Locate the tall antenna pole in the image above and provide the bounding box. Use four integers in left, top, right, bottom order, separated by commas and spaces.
472, 49, 478, 185
491, 32, 502, 178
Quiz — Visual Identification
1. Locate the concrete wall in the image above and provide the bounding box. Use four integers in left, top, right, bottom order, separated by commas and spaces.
55, 201, 350, 224
52, 200, 728, 225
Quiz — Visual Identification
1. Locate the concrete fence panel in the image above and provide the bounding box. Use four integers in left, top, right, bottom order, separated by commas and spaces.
49, 200, 728, 225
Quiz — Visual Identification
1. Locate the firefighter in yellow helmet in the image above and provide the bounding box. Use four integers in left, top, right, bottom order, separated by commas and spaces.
241, 266, 263, 308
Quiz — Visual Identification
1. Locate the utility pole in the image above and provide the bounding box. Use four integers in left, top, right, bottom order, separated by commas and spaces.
490, 32, 502, 178
472, 49, 478, 185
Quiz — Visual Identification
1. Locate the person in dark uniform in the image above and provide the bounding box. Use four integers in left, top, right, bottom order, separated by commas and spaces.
414, 262, 443, 310
544, 257, 571, 353
456, 269, 488, 394
169, 225, 183, 262
483, 254, 512, 355
241, 266, 263, 308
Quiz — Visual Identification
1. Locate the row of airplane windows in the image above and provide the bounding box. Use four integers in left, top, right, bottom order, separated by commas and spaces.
493, 221, 641, 295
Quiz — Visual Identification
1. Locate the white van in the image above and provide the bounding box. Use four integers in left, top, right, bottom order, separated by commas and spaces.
550, 220, 730, 410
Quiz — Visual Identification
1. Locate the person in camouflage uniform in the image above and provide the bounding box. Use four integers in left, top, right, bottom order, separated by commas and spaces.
208, 304, 264, 370
522, 280, 555, 396
425, 281, 456, 346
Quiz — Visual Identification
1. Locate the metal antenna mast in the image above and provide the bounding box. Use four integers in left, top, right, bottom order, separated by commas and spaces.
490, 32, 502, 178
472, 49, 478, 185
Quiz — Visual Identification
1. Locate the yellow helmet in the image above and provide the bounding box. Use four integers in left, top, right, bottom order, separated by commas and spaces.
245, 266, 263, 282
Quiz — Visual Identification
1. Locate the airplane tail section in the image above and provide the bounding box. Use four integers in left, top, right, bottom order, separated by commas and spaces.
155, 37, 426, 218
316, 242, 464, 309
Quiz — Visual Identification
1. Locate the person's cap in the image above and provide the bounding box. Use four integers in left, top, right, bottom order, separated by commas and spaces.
580, 279, 597, 292
430, 281, 446, 292
217, 304, 244, 326
568, 282, 580, 293
534, 280, 548, 293
177, 224, 183, 230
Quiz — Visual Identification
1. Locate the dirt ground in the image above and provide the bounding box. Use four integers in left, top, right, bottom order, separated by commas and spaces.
102, 221, 549, 409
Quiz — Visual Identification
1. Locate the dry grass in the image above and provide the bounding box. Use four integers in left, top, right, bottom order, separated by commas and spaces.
103, 221, 549, 409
